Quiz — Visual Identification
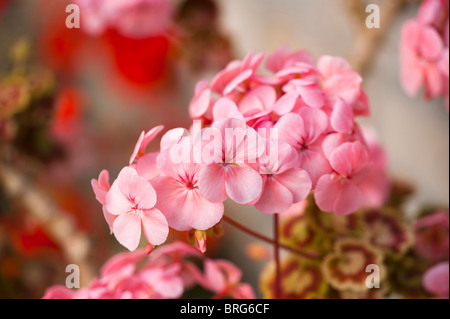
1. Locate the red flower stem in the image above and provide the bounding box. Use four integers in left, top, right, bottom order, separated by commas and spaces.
221, 215, 318, 260
274, 213, 281, 299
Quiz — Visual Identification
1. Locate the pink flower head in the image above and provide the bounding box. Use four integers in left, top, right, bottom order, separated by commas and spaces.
105, 166, 169, 250
192, 259, 256, 299
152, 134, 224, 231
400, 0, 449, 105
129, 125, 164, 164
275, 107, 331, 186
314, 141, 369, 216
423, 262, 449, 298
76, 0, 174, 39
254, 140, 312, 214
197, 118, 265, 205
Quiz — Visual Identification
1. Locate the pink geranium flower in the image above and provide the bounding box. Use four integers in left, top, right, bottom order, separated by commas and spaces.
423, 262, 449, 298
254, 140, 312, 214
152, 134, 224, 231
197, 118, 265, 205
76, 0, 174, 39
105, 166, 169, 250
191, 259, 255, 299
399, 0, 449, 106
275, 107, 331, 186
314, 141, 369, 216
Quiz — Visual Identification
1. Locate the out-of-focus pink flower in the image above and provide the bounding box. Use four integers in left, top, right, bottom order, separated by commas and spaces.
152, 134, 224, 231
105, 167, 169, 250
254, 140, 312, 214
415, 211, 449, 263
197, 118, 265, 205
357, 126, 391, 208
314, 141, 369, 216
43, 241, 253, 299
423, 262, 449, 298
76, 0, 174, 38
192, 259, 256, 299
400, 0, 449, 107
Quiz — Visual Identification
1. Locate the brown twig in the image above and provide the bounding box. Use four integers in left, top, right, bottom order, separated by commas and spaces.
221, 214, 318, 260
346, 0, 410, 76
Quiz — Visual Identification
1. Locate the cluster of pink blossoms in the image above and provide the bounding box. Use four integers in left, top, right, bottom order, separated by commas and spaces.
75, 0, 173, 38
92, 47, 389, 252
43, 241, 254, 299
400, 0, 449, 108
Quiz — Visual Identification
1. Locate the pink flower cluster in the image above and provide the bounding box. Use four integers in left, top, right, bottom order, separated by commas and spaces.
43, 241, 254, 299
92, 47, 389, 252
400, 0, 449, 108
75, 0, 173, 38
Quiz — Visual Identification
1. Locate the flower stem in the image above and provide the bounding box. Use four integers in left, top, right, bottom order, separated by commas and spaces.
221, 215, 318, 260
274, 213, 281, 299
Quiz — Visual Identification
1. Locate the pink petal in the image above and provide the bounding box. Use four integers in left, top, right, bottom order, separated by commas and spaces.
136, 152, 160, 181
198, 164, 228, 203
266, 46, 291, 73
329, 142, 368, 177
276, 168, 312, 202
424, 62, 444, 97
160, 128, 189, 151
331, 98, 354, 134
299, 107, 329, 144
314, 174, 363, 216
231, 283, 256, 299
213, 98, 244, 122
299, 149, 332, 187
91, 170, 110, 205
284, 79, 325, 108
272, 92, 299, 115
152, 176, 192, 230
225, 166, 263, 204
275, 113, 304, 148
42, 286, 77, 299
182, 189, 224, 230
423, 262, 449, 297
129, 125, 164, 164
317, 55, 352, 79
419, 26, 444, 61
255, 177, 294, 214
189, 80, 211, 119
106, 182, 133, 216
210, 66, 241, 94
203, 259, 227, 292
129, 131, 145, 165
113, 212, 142, 251
141, 208, 169, 246
223, 69, 253, 95
103, 206, 116, 234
